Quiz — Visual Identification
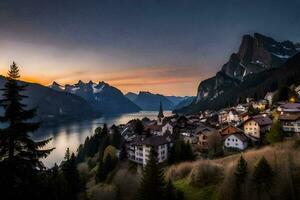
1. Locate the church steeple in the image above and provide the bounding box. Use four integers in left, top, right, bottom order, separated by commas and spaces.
157, 101, 164, 125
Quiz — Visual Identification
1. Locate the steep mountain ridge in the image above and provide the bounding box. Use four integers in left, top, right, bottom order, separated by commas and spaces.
196, 33, 299, 104
177, 52, 300, 113
179, 33, 299, 113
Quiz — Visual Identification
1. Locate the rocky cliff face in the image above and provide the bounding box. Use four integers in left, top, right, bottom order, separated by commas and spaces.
195, 33, 299, 104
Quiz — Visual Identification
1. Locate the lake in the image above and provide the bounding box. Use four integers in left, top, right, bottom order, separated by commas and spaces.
34, 111, 173, 167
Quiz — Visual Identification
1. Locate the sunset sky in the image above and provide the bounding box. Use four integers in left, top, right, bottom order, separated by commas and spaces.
0, 0, 300, 96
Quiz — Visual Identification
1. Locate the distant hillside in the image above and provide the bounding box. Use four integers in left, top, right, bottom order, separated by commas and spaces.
127, 91, 174, 110
50, 81, 141, 114
177, 33, 300, 113
0, 76, 94, 124
176, 52, 300, 113
173, 96, 195, 110
125, 92, 138, 101
166, 96, 190, 105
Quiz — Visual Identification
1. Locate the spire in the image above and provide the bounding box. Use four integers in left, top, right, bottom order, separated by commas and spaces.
158, 101, 164, 118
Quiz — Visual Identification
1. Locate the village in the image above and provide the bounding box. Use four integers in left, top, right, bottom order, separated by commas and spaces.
114, 89, 300, 166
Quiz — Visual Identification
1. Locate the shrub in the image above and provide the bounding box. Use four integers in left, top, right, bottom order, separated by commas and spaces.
189, 161, 224, 188
165, 162, 194, 181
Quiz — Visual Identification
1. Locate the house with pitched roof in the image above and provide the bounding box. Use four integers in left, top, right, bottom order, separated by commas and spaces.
243, 115, 272, 139
279, 112, 300, 133
220, 125, 244, 138
224, 133, 248, 150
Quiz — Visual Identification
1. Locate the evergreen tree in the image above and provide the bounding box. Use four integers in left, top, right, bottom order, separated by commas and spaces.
252, 157, 274, 199
102, 123, 108, 136
95, 158, 106, 182
138, 148, 165, 200
234, 156, 248, 198
168, 140, 194, 164
94, 126, 102, 135
119, 142, 127, 160
266, 121, 285, 144
0, 62, 53, 199
134, 119, 144, 135
64, 147, 71, 160
235, 156, 248, 184
95, 154, 116, 183
61, 151, 81, 200
248, 104, 260, 116
111, 125, 122, 148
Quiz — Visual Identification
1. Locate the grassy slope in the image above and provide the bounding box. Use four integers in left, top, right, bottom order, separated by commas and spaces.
174, 178, 218, 200
167, 138, 300, 200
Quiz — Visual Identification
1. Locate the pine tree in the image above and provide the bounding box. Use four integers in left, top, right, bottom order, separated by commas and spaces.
95, 154, 116, 183
102, 123, 108, 136
266, 121, 285, 144
168, 140, 194, 164
248, 104, 260, 116
234, 156, 248, 198
0, 62, 54, 199
111, 125, 122, 148
134, 119, 144, 135
138, 148, 165, 200
0, 62, 53, 167
235, 156, 248, 184
252, 157, 274, 199
61, 151, 81, 200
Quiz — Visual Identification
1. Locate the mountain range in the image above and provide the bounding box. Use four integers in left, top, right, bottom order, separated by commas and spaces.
0, 76, 94, 125
176, 33, 300, 113
49, 81, 141, 114
125, 91, 194, 111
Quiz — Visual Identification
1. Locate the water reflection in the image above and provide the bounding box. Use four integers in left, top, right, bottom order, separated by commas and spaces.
34, 111, 172, 167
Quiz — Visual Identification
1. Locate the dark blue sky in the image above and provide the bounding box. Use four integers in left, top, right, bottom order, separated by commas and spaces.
0, 0, 299, 95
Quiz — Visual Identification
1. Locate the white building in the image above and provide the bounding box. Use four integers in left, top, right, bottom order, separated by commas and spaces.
224, 134, 248, 150
128, 135, 173, 166
236, 104, 247, 112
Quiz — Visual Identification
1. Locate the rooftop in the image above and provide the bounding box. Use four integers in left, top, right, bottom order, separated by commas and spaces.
245, 115, 272, 126
131, 135, 172, 146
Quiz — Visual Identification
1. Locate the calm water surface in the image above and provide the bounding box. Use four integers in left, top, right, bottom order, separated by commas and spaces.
34, 111, 172, 167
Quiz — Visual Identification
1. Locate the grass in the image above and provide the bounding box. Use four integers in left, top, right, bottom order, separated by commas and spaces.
174, 178, 219, 200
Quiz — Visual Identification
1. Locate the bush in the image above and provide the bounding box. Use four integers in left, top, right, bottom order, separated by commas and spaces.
165, 162, 194, 181
189, 161, 224, 188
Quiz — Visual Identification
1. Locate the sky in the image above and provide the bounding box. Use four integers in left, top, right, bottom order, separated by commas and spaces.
0, 0, 299, 96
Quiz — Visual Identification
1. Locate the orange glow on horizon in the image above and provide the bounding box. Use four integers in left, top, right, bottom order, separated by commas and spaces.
0, 65, 209, 96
